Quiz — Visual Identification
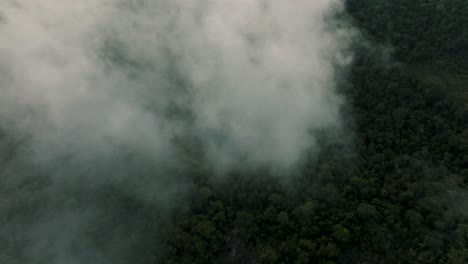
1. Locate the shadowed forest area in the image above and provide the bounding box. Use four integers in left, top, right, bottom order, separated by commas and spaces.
0, 1, 467, 264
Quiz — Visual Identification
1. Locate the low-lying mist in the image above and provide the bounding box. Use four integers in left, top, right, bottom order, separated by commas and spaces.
0, 0, 354, 263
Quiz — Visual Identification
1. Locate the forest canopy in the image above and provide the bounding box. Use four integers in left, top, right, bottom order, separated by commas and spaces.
0, 0, 467, 264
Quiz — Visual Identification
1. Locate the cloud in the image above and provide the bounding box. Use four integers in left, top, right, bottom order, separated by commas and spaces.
0, 0, 354, 263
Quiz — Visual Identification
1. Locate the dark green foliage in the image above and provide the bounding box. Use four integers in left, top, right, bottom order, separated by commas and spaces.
162, 54, 467, 263
347, 0, 468, 62
161, 1, 468, 263
1, 1, 467, 264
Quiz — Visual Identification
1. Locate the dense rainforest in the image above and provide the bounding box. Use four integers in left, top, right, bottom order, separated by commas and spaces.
0, 0, 467, 264
161, 1, 468, 263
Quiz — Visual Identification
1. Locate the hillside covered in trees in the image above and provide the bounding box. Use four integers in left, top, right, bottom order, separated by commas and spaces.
0, 0, 467, 264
